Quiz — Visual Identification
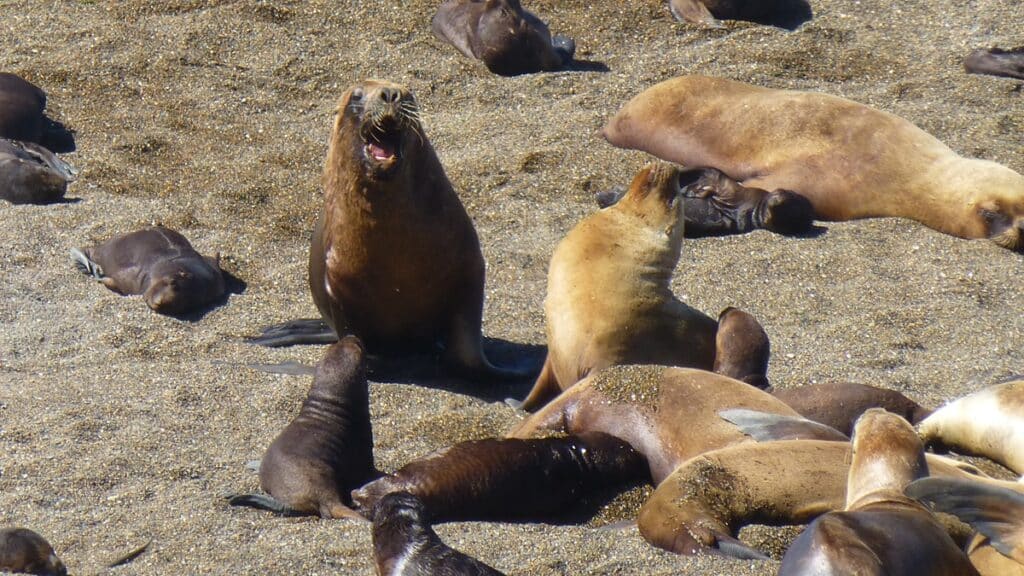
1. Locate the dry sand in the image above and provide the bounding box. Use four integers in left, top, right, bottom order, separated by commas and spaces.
1, 0, 1023, 574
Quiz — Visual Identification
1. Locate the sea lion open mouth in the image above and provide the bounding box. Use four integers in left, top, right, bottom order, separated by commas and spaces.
361, 118, 403, 174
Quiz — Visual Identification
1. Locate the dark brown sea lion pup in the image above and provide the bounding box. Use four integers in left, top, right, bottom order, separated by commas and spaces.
713, 307, 770, 389
0, 73, 75, 153
965, 47, 1024, 80
0, 138, 76, 204
907, 477, 1024, 576
604, 75, 1024, 251
668, 0, 812, 29
778, 409, 979, 575
229, 337, 375, 519
70, 226, 226, 316
351, 432, 646, 522
515, 164, 769, 411
432, 0, 575, 76
0, 528, 66, 576
371, 492, 505, 576
772, 381, 932, 436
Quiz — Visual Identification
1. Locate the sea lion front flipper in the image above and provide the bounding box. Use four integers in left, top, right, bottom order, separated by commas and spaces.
69, 247, 104, 279
719, 408, 849, 442
247, 318, 339, 347
905, 477, 1024, 564
715, 534, 771, 561
226, 493, 306, 517
322, 500, 367, 522
668, 0, 723, 27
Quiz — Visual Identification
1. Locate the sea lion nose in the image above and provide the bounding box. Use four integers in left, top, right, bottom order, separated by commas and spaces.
380, 87, 401, 104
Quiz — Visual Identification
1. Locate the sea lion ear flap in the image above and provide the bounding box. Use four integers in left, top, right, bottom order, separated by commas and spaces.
668, 0, 723, 27
905, 477, 1024, 564
719, 409, 849, 442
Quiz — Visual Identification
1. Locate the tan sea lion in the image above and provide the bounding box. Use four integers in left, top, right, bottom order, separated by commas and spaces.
229, 337, 375, 519
965, 47, 1024, 80
772, 381, 933, 436
917, 377, 1024, 475
0, 138, 76, 204
515, 164, 768, 411
371, 492, 506, 576
351, 432, 647, 522
778, 409, 979, 575
432, 0, 575, 76
70, 226, 226, 316
0, 528, 66, 576
0, 73, 75, 153
603, 75, 1024, 251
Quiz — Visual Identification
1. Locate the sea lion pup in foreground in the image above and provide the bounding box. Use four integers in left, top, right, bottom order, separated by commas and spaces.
253, 80, 524, 380
0, 528, 66, 576
917, 377, 1024, 475
70, 226, 225, 316
371, 492, 506, 576
0, 73, 75, 153
351, 432, 646, 522
0, 138, 76, 204
778, 409, 979, 575
432, 0, 575, 76
603, 75, 1024, 251
515, 164, 769, 411
965, 47, 1024, 80
907, 477, 1024, 576
229, 337, 375, 519
772, 381, 932, 436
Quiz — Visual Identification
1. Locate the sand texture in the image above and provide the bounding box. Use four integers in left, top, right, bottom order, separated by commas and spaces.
1, 0, 1023, 574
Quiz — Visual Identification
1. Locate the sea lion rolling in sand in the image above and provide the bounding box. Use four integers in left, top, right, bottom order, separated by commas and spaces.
351, 432, 647, 522
603, 75, 1024, 251
229, 337, 375, 519
0, 138, 76, 204
778, 409, 979, 575
772, 381, 932, 436
965, 47, 1024, 80
0, 73, 75, 153
432, 0, 575, 76
0, 528, 66, 576
372, 492, 506, 576
70, 226, 225, 316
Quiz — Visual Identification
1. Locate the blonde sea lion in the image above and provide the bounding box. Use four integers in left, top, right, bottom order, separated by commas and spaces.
0, 73, 74, 153
772, 381, 932, 436
778, 409, 979, 575
432, 0, 575, 76
229, 337, 375, 519
515, 164, 768, 411
603, 75, 1024, 251
0, 528, 66, 576
917, 378, 1024, 475
70, 226, 226, 316
0, 138, 75, 204
965, 47, 1024, 80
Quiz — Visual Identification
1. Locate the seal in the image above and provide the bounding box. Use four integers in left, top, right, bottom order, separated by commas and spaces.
70, 226, 226, 316
772, 381, 933, 436
778, 409, 978, 575
229, 336, 375, 519
917, 377, 1024, 475
431, 0, 575, 76
965, 47, 1024, 80
371, 492, 506, 576
0, 138, 76, 204
0, 527, 66, 576
0, 73, 75, 153
668, 0, 812, 29
514, 164, 769, 411
603, 75, 1024, 251
351, 432, 647, 522
713, 307, 771, 389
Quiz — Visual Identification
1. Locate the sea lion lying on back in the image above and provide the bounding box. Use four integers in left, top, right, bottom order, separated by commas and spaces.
965, 47, 1024, 80
0, 528, 66, 576
71, 226, 226, 316
0, 73, 75, 153
604, 75, 1024, 251
432, 0, 575, 76
0, 138, 76, 204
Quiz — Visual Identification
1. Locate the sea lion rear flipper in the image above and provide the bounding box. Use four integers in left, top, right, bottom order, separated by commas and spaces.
226, 493, 306, 517
719, 408, 849, 442
69, 247, 104, 279
551, 34, 575, 66
905, 477, 1024, 563
247, 318, 339, 347
715, 534, 771, 561
513, 355, 559, 411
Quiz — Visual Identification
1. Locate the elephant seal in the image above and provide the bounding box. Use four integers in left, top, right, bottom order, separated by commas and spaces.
778, 409, 978, 575
70, 226, 226, 316
0, 73, 75, 153
917, 377, 1024, 475
432, 0, 575, 76
351, 432, 646, 522
0, 528, 66, 576
603, 75, 1024, 251
0, 138, 76, 204
965, 47, 1024, 80
371, 492, 506, 576
229, 337, 375, 519
515, 163, 768, 411
772, 382, 933, 436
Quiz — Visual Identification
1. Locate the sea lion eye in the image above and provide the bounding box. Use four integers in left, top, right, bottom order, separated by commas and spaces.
351, 88, 364, 102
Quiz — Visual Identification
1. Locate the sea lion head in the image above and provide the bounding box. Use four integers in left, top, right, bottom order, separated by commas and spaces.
975, 199, 1024, 251
476, 0, 574, 76
333, 80, 422, 181
760, 189, 815, 234
962, 161, 1024, 251
616, 162, 685, 235
846, 408, 928, 509
0, 528, 67, 576
143, 256, 225, 315
370, 491, 432, 569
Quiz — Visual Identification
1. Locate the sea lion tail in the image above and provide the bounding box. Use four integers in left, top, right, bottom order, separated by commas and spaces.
226, 493, 306, 517
69, 247, 104, 279
719, 408, 849, 442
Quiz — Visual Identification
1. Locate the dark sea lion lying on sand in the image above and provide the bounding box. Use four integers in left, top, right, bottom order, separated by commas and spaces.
772, 381, 932, 436
0, 138, 75, 204
668, 0, 812, 29
0, 528, 66, 576
965, 47, 1024, 80
0, 72, 75, 153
